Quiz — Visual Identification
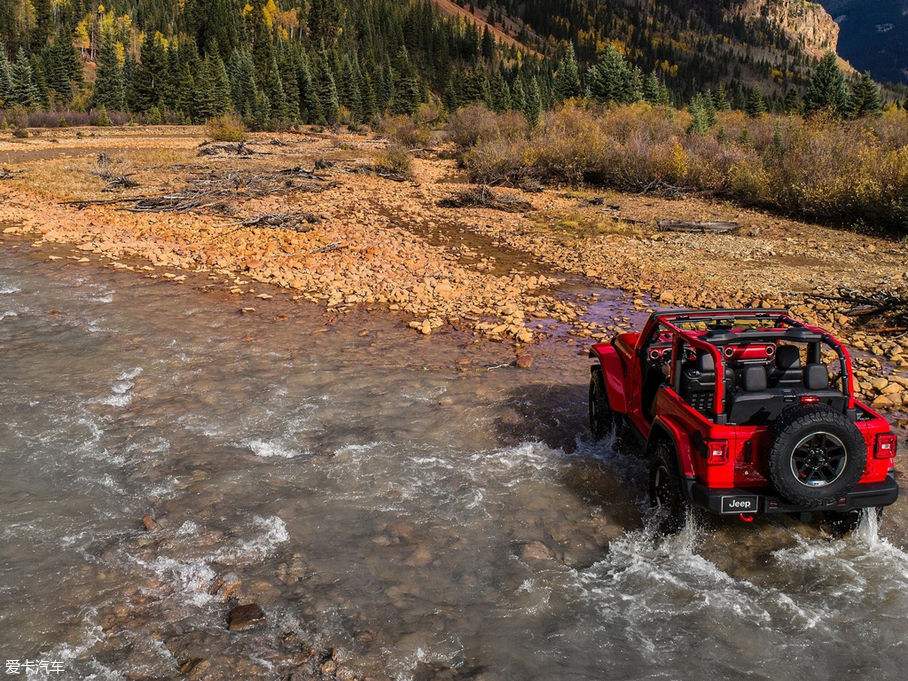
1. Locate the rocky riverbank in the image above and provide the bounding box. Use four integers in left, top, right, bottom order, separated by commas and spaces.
0, 125, 906, 414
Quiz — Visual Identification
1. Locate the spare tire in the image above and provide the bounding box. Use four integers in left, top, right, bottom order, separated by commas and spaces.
766, 403, 866, 507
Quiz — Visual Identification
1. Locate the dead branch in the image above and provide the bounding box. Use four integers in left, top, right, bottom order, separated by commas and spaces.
310, 241, 347, 254
438, 186, 534, 213
196, 141, 259, 157
218, 213, 321, 235
92, 152, 137, 191
805, 287, 908, 330
638, 179, 692, 199
657, 220, 740, 234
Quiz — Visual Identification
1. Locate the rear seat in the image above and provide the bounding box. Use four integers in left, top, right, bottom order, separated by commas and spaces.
768, 345, 802, 388
726, 361, 845, 425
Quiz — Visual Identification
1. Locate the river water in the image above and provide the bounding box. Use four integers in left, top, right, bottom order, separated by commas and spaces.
1, 237, 907, 681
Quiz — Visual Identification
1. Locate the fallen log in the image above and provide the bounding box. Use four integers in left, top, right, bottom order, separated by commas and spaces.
197, 141, 259, 157
657, 220, 740, 234
217, 213, 321, 234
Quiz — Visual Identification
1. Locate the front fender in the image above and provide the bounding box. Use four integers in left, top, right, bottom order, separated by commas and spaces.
649, 416, 696, 478
589, 343, 629, 414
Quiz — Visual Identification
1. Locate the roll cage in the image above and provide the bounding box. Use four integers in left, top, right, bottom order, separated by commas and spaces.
643, 309, 857, 424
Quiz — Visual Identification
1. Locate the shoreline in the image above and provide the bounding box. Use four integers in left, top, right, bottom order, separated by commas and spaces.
1, 125, 907, 416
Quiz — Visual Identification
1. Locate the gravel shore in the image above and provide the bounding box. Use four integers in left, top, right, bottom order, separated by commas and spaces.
1, 125, 906, 415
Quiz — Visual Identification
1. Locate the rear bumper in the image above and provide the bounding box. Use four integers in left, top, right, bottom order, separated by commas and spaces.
686, 473, 900, 515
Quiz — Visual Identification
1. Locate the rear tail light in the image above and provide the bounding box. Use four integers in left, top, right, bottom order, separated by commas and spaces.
874, 433, 897, 459
705, 439, 729, 465
800, 395, 819, 404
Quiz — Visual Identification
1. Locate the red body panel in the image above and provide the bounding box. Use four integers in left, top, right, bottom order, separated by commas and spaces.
590, 342, 630, 414
591, 309, 897, 497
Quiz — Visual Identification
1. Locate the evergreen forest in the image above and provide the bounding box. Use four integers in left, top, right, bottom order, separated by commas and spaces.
0, 0, 904, 129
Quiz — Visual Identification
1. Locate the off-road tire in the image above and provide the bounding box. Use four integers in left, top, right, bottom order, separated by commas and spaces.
766, 404, 866, 508
589, 368, 614, 440
649, 442, 688, 534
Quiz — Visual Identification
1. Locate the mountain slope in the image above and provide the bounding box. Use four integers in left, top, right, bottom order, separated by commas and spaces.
434, 1, 842, 98
818, 0, 908, 84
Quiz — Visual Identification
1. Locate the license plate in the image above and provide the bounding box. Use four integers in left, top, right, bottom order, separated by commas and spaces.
721, 495, 758, 513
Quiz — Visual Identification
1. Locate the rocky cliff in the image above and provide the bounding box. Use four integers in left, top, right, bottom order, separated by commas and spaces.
727, 1, 839, 56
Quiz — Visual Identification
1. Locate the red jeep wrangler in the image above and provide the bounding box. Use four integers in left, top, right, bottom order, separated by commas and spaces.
588, 309, 899, 531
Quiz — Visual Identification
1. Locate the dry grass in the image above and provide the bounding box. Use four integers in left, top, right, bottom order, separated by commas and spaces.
205, 114, 247, 142
378, 115, 431, 148
455, 102, 908, 234
373, 144, 413, 178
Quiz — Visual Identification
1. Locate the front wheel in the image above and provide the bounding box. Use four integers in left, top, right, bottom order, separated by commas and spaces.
649, 442, 688, 534
589, 369, 614, 440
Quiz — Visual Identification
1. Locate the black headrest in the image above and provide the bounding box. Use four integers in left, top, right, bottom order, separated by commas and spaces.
697, 352, 715, 373
776, 345, 801, 369
804, 364, 829, 390
742, 365, 767, 392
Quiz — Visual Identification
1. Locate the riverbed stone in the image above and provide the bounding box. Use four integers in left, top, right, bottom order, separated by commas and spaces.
871, 395, 893, 409
227, 603, 266, 630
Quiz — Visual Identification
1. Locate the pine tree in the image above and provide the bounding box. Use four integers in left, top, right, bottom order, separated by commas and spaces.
804, 51, 850, 118
250, 89, 271, 130
315, 59, 339, 124
162, 46, 182, 112
510, 77, 526, 113
553, 43, 581, 102
46, 32, 80, 105
524, 76, 542, 127
849, 72, 882, 118
359, 71, 378, 124
782, 88, 800, 114
588, 46, 640, 105
489, 71, 511, 112
337, 55, 362, 119
297, 58, 322, 124
459, 69, 490, 107
392, 72, 422, 115
228, 49, 257, 119
134, 32, 168, 113
193, 58, 216, 122
30, 54, 49, 108
712, 84, 731, 111
264, 58, 288, 123
745, 87, 766, 117
481, 26, 495, 61
687, 94, 712, 135
93, 34, 125, 112
642, 70, 661, 104
175, 64, 196, 119
279, 52, 301, 124
0, 40, 13, 107
207, 55, 233, 119
731, 83, 747, 111
442, 72, 461, 112
30, 0, 53, 54
9, 48, 40, 108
